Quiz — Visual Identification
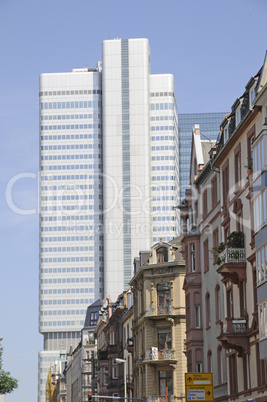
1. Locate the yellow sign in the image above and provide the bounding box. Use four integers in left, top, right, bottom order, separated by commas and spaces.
185, 373, 213, 401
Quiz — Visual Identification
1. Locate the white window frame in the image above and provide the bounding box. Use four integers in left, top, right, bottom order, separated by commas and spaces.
194, 305, 200, 328
223, 123, 229, 144
249, 83, 256, 109
236, 104, 241, 127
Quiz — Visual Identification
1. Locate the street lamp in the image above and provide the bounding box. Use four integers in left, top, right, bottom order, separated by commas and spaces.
115, 358, 126, 401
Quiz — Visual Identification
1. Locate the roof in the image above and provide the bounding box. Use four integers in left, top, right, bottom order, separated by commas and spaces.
201, 141, 216, 165
84, 299, 103, 328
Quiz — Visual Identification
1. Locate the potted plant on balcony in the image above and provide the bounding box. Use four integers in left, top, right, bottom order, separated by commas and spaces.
226, 231, 244, 260
246, 158, 253, 176
227, 231, 244, 248
211, 242, 226, 265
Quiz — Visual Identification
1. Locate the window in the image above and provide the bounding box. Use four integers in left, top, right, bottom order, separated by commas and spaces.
249, 83, 256, 109
259, 301, 267, 340
226, 287, 234, 318
190, 243, 196, 272
159, 371, 173, 397
211, 175, 217, 207
254, 190, 267, 232
215, 285, 221, 322
202, 189, 208, 218
253, 137, 265, 176
194, 305, 200, 328
157, 284, 171, 313
203, 239, 209, 272
222, 160, 229, 205
205, 293, 211, 328
213, 228, 219, 264
158, 330, 172, 352
157, 247, 168, 263
236, 104, 241, 127
256, 244, 267, 284
112, 361, 119, 379
234, 143, 241, 188
223, 123, 229, 143
196, 362, 202, 373
194, 201, 198, 226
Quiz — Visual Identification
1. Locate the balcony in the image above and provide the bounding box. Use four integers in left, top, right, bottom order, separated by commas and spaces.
144, 348, 177, 365
146, 305, 173, 317
217, 247, 246, 284
218, 317, 249, 356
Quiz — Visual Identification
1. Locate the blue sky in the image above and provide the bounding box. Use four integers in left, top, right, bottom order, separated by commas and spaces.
0, 0, 266, 400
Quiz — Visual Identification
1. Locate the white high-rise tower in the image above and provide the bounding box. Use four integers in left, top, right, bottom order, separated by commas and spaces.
38, 38, 179, 401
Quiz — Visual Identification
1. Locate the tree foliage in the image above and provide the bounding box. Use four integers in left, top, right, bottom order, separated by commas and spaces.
0, 345, 18, 395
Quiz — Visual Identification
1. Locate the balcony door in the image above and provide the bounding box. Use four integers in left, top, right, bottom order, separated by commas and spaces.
157, 284, 170, 314
159, 371, 173, 401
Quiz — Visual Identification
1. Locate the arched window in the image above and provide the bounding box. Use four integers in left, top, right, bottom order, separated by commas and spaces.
157, 247, 168, 263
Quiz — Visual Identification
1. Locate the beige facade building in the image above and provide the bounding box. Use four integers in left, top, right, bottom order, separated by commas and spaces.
130, 238, 186, 402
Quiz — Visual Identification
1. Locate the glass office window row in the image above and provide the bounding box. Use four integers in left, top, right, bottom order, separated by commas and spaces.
41, 246, 98, 253
152, 216, 176, 221
41, 123, 101, 131
152, 166, 175, 171
151, 176, 175, 181
41, 288, 95, 294
152, 186, 176, 191
41, 134, 101, 141
40, 267, 92, 274
150, 92, 174, 97
41, 310, 86, 316
41, 164, 100, 171
150, 103, 174, 110
152, 156, 175, 161
41, 321, 85, 327
40, 89, 102, 96
41, 257, 95, 263
151, 126, 175, 131
41, 216, 96, 222
40, 100, 101, 110
41, 154, 99, 161
42, 299, 91, 306
41, 113, 100, 121
151, 135, 175, 140
41, 277, 93, 284
41, 174, 101, 181
41, 143, 100, 150
151, 146, 175, 151
40, 225, 98, 232
151, 116, 174, 121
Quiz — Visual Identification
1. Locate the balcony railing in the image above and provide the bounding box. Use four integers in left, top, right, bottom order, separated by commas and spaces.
147, 305, 173, 316
218, 247, 246, 266
222, 317, 247, 333
146, 348, 174, 361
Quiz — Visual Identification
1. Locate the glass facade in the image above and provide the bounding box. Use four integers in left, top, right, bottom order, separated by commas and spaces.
178, 112, 227, 201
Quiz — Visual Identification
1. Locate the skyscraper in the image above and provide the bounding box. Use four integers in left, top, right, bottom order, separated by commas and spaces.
178, 112, 227, 201
38, 38, 179, 401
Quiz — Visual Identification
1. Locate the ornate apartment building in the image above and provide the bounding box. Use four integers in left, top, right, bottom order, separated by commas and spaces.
130, 238, 186, 402
180, 53, 267, 401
